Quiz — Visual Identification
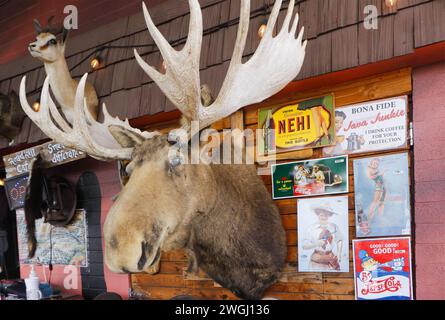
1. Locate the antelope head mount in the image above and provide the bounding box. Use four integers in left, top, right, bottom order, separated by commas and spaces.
28, 17, 99, 123
20, 0, 306, 299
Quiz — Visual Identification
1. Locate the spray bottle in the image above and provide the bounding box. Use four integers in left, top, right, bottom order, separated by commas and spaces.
25, 264, 42, 300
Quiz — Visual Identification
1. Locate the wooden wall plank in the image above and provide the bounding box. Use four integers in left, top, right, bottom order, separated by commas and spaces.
332, 25, 358, 72
318, 0, 338, 34
299, 0, 319, 40
394, 7, 415, 57
414, 1, 445, 48
338, 0, 359, 27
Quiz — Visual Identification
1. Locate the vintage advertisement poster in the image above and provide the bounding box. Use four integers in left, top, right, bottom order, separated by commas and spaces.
297, 196, 349, 273
353, 237, 413, 300
353, 153, 411, 237
258, 95, 335, 156
271, 155, 348, 199
16, 209, 88, 267
323, 96, 408, 157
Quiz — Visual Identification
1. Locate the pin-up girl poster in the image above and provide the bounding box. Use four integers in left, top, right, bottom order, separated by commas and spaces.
353, 153, 411, 237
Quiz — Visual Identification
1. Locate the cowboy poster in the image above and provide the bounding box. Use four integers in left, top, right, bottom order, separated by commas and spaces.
353, 237, 413, 300
353, 153, 411, 237
258, 95, 335, 156
297, 196, 349, 272
271, 155, 348, 199
323, 96, 408, 157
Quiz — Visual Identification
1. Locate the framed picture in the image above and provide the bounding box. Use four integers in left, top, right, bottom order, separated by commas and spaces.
297, 196, 349, 273
323, 96, 408, 157
271, 155, 348, 199
258, 95, 335, 156
353, 237, 413, 300
353, 153, 411, 237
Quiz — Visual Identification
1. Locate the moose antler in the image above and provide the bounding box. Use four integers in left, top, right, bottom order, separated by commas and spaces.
135, 0, 306, 129
20, 0, 305, 162
19, 74, 158, 160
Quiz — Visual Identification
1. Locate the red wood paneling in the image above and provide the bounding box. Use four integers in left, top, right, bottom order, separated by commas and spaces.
413, 61, 445, 300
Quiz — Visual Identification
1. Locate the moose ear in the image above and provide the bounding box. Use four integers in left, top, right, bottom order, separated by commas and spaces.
109, 125, 145, 148
34, 19, 43, 35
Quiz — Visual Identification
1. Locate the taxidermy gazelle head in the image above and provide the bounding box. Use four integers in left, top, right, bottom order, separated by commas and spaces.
0, 91, 25, 143
20, 0, 306, 299
28, 17, 99, 123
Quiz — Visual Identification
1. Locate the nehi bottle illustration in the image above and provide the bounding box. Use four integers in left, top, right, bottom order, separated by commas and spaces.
263, 109, 276, 155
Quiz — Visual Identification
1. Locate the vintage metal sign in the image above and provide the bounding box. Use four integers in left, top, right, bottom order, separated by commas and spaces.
3, 141, 85, 178
323, 96, 408, 157
353, 237, 413, 300
353, 153, 411, 237
271, 155, 348, 199
298, 196, 349, 273
258, 95, 335, 156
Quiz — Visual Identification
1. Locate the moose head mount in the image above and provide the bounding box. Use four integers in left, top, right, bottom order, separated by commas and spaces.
28, 16, 99, 123
20, 0, 306, 299
0, 91, 25, 144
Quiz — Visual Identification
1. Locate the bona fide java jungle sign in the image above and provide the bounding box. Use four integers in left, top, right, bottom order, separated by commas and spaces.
323, 96, 408, 157
258, 95, 335, 156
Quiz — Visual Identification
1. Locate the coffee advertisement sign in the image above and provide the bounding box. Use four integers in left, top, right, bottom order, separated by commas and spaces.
323, 96, 408, 157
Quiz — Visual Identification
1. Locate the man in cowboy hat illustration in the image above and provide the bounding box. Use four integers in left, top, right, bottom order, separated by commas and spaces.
301, 202, 344, 271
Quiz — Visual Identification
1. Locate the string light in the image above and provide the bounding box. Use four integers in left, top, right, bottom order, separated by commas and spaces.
32, 101, 40, 112
90, 48, 106, 71
385, 0, 397, 7
90, 57, 101, 70
258, 19, 268, 39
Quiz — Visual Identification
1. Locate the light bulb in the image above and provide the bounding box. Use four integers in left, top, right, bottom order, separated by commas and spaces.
258, 24, 267, 38
32, 101, 40, 112
385, 0, 397, 7
0, 179, 4, 187
90, 57, 101, 70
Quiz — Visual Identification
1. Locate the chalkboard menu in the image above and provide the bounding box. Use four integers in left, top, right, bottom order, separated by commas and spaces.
4, 173, 29, 210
